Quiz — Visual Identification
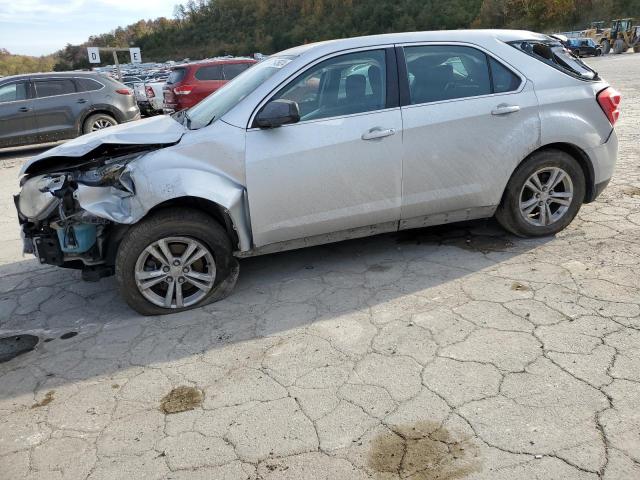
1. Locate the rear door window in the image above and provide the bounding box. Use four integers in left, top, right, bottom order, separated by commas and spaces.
489, 58, 521, 93
34, 79, 76, 98
403, 45, 491, 104
195, 65, 223, 81
0, 82, 29, 103
223, 63, 252, 80
166, 68, 186, 84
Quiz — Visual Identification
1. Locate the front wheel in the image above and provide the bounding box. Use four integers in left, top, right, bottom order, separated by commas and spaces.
495, 149, 585, 238
601, 40, 611, 54
115, 208, 238, 315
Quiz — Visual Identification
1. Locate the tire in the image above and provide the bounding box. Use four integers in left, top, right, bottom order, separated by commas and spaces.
495, 149, 585, 238
613, 39, 626, 54
601, 40, 611, 54
83, 113, 117, 134
633, 45, 640, 53
115, 208, 239, 315
596, 48, 602, 56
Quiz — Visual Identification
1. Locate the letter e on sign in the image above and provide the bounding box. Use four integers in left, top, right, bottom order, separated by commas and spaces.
87, 47, 101, 64
130, 48, 142, 64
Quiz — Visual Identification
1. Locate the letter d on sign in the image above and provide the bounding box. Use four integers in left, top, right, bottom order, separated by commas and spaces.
87, 47, 101, 64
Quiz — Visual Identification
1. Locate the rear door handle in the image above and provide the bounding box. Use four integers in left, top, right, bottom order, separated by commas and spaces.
18, 106, 31, 112
362, 128, 396, 140
491, 104, 520, 115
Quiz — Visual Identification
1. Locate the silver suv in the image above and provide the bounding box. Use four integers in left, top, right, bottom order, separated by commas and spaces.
15, 30, 620, 315
0, 72, 140, 149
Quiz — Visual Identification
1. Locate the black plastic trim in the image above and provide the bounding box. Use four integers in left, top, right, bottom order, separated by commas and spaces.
384, 47, 400, 109
395, 46, 411, 107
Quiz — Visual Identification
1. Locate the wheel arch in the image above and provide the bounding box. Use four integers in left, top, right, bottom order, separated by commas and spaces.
501, 142, 596, 206
103, 197, 241, 267
146, 197, 240, 250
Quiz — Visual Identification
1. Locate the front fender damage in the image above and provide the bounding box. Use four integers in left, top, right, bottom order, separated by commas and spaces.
73, 150, 252, 252
17, 140, 251, 280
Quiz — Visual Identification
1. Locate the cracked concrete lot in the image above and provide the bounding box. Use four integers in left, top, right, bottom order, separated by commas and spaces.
1, 54, 640, 480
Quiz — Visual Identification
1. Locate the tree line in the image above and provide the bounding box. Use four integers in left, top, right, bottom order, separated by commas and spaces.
3, 0, 640, 74
0, 49, 55, 77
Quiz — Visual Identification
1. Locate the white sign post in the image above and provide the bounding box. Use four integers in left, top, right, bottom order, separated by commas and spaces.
87, 47, 101, 64
129, 48, 142, 64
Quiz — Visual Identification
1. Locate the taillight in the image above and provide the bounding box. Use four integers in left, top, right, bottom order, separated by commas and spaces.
115, 88, 133, 95
597, 87, 621, 126
145, 86, 155, 98
174, 86, 193, 95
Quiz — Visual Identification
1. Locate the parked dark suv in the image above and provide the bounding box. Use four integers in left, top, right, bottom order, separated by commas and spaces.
162, 58, 256, 112
0, 72, 140, 149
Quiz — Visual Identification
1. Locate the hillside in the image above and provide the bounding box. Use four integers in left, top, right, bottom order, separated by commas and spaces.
10, 0, 640, 73
0, 49, 56, 77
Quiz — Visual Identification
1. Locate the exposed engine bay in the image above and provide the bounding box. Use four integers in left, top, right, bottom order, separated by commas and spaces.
15, 145, 160, 280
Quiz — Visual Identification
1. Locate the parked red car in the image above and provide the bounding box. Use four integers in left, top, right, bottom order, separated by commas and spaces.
162, 58, 256, 112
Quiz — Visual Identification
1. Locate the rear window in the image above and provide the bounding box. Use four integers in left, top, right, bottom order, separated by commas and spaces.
195, 65, 223, 81
223, 62, 253, 80
166, 68, 187, 85
510, 40, 599, 80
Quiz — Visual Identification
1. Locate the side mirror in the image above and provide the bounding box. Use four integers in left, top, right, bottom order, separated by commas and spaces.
254, 99, 300, 129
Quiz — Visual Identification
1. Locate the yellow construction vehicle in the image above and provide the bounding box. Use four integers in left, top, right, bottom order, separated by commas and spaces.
601, 19, 640, 54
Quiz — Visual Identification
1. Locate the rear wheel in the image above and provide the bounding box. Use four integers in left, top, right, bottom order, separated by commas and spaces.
83, 113, 117, 134
496, 149, 585, 238
115, 208, 238, 315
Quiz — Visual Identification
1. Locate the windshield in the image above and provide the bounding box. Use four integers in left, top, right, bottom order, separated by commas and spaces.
185, 56, 293, 129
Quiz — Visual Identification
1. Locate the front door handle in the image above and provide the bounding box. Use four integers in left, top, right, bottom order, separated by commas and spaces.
18, 106, 31, 112
491, 104, 520, 115
362, 128, 396, 140
77, 98, 88, 104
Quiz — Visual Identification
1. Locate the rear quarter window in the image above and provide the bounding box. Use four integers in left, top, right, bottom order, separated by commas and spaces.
76, 78, 104, 92
223, 63, 253, 80
510, 40, 599, 80
195, 65, 223, 81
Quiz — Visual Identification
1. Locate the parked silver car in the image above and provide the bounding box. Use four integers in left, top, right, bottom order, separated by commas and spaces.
15, 30, 620, 315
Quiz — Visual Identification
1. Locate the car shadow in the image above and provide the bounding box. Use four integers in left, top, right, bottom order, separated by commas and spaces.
0, 218, 550, 399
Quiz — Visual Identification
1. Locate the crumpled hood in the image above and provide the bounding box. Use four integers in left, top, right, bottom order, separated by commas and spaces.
20, 115, 187, 176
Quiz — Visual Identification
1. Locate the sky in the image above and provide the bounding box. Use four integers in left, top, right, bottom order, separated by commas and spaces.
0, 0, 180, 56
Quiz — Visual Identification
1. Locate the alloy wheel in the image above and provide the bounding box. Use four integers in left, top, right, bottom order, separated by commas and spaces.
91, 118, 115, 131
519, 167, 574, 227
134, 236, 216, 309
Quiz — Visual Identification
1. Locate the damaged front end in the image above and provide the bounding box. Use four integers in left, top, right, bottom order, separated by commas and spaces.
15, 149, 144, 280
